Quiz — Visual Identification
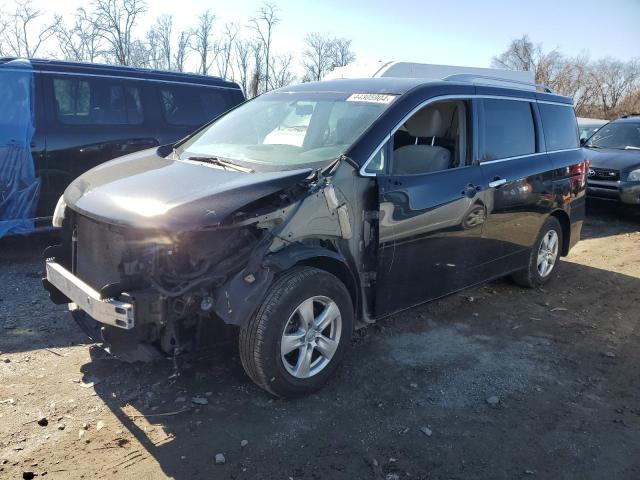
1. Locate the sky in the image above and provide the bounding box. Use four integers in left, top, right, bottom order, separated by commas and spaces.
21, 0, 640, 74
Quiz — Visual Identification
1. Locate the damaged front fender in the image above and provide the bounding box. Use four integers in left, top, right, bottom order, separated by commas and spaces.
212, 243, 354, 326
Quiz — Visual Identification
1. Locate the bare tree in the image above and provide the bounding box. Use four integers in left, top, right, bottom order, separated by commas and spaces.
491, 34, 565, 86
588, 57, 640, 116
330, 37, 356, 69
146, 28, 162, 69
216, 23, 239, 79
271, 53, 295, 89
234, 38, 252, 95
55, 8, 103, 62
1, 0, 60, 57
156, 15, 173, 70
129, 38, 150, 68
493, 34, 640, 118
145, 15, 173, 70
249, 2, 279, 92
191, 9, 218, 75
249, 40, 264, 97
301, 32, 334, 82
91, 0, 146, 65
173, 31, 191, 72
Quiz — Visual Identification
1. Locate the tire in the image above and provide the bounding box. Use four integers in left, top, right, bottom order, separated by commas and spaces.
511, 216, 563, 288
239, 266, 353, 397
71, 309, 102, 342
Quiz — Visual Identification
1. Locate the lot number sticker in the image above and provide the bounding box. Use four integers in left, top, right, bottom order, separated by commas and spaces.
346, 93, 397, 104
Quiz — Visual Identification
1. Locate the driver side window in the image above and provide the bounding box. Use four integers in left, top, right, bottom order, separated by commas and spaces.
391, 100, 469, 175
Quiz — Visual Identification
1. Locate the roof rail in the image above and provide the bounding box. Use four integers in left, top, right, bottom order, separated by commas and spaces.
620, 113, 640, 118
443, 73, 555, 93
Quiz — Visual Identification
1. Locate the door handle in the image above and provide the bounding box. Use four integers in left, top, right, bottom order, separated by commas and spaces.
461, 183, 482, 197
489, 178, 507, 188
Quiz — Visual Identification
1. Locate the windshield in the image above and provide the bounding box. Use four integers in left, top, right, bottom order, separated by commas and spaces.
178, 91, 396, 169
587, 122, 640, 149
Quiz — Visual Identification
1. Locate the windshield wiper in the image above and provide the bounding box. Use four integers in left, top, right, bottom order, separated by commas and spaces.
586, 144, 603, 148
186, 155, 254, 173
625, 145, 640, 150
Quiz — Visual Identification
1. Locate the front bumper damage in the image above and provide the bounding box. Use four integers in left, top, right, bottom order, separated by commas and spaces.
45, 261, 135, 329
42, 161, 374, 360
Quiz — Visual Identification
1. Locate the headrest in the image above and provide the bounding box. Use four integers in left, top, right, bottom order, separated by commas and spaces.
404, 106, 447, 137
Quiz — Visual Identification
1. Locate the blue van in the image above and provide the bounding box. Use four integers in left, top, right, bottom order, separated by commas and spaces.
0, 58, 244, 237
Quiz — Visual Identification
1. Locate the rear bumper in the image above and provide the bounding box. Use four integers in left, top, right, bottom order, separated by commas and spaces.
45, 261, 135, 330
586, 180, 640, 205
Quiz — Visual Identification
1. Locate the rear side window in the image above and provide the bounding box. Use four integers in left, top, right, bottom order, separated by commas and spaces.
538, 103, 579, 151
481, 99, 536, 161
53, 77, 143, 125
159, 85, 231, 126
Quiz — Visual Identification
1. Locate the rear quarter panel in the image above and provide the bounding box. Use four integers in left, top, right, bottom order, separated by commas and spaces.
548, 148, 587, 251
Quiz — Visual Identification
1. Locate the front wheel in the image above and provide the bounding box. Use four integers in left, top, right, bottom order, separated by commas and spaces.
239, 266, 353, 397
512, 216, 563, 288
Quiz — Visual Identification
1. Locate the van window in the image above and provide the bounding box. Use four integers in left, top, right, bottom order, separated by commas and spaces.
481, 99, 535, 161
538, 103, 579, 151
53, 77, 143, 125
390, 100, 469, 175
159, 85, 230, 126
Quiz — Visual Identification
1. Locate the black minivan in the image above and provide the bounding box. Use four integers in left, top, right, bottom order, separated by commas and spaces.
43, 75, 586, 397
0, 58, 244, 237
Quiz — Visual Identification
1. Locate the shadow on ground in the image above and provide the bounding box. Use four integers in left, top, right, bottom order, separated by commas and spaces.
80, 259, 640, 480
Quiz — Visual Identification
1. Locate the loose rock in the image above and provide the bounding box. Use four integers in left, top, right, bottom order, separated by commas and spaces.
37, 416, 48, 427
215, 453, 226, 465
240, 439, 248, 448
420, 426, 433, 437
486, 396, 500, 407
96, 420, 105, 432
191, 396, 209, 405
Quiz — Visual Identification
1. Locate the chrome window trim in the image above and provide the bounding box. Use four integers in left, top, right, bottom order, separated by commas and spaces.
359, 94, 577, 176
536, 100, 575, 107
38, 69, 242, 91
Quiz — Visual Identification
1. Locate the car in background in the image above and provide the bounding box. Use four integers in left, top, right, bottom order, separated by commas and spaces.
577, 117, 607, 143
583, 114, 640, 205
0, 58, 244, 238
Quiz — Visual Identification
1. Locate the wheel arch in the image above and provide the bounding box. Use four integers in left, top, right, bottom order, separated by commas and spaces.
294, 255, 359, 319
213, 243, 360, 327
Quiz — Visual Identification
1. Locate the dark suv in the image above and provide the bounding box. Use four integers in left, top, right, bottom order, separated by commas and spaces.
0, 58, 244, 237
43, 76, 586, 397
583, 114, 640, 205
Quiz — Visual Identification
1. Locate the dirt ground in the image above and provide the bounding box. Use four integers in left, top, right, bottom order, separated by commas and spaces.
1, 202, 639, 480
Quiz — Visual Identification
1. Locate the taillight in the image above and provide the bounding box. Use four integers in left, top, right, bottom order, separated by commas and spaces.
569, 159, 589, 176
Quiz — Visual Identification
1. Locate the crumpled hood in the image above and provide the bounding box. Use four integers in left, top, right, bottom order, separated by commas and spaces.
64, 147, 312, 229
584, 147, 640, 172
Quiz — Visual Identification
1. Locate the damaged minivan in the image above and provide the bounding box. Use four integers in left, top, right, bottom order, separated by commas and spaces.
43, 76, 587, 397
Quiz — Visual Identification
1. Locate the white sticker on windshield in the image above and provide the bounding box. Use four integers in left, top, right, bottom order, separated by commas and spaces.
346, 93, 397, 104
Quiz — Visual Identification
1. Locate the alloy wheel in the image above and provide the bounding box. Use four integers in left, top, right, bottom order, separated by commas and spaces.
280, 295, 342, 379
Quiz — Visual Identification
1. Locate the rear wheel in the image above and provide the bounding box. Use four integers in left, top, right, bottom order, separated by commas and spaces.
512, 216, 563, 288
239, 266, 353, 397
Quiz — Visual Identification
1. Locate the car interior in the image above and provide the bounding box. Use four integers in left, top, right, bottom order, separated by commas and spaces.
392, 100, 468, 175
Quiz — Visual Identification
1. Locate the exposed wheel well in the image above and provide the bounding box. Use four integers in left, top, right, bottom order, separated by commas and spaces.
550, 209, 571, 256
296, 256, 359, 319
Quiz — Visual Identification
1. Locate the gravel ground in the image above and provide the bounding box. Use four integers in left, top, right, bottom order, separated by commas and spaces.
0, 202, 639, 480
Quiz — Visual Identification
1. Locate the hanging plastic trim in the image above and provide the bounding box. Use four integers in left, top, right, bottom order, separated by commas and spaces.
0, 59, 40, 238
